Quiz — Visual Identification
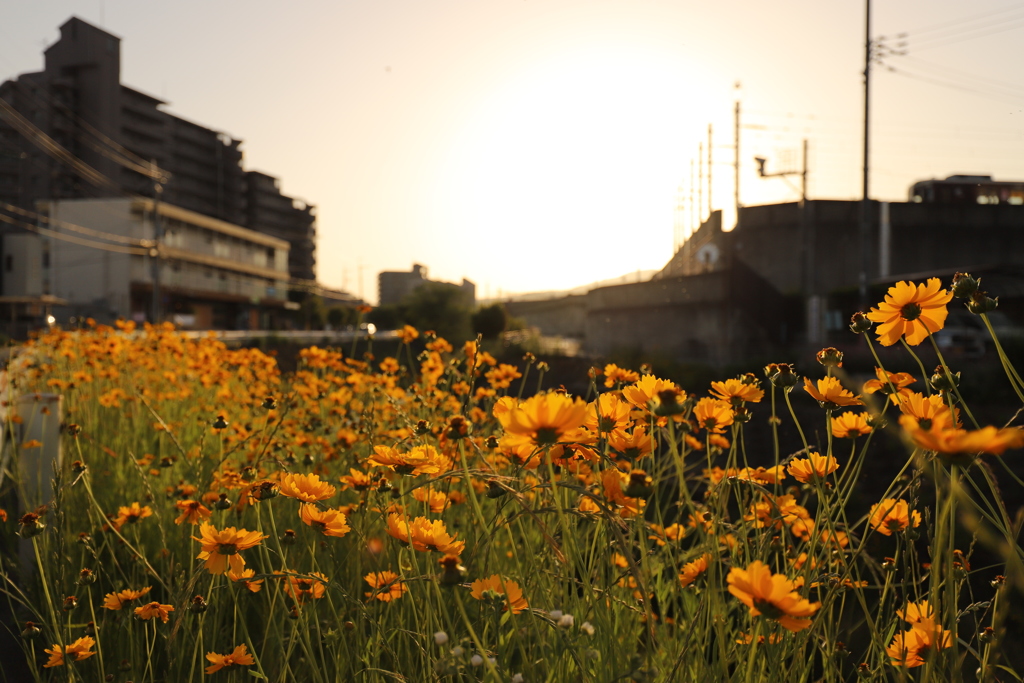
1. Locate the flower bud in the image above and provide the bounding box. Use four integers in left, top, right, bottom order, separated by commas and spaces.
63, 595, 78, 611
967, 291, 998, 314
214, 493, 232, 510
930, 366, 960, 393
766, 363, 799, 389
951, 272, 980, 298
251, 481, 279, 502
433, 631, 449, 645
816, 347, 843, 368
189, 595, 208, 614
438, 554, 467, 587
21, 622, 41, 639
71, 460, 88, 475
262, 396, 277, 410
485, 481, 506, 499
281, 529, 297, 545
78, 568, 97, 585
18, 512, 45, 538
849, 312, 872, 334
979, 627, 995, 644
623, 471, 653, 499
212, 415, 229, 430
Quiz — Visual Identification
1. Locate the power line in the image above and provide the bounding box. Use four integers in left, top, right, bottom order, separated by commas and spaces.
0, 212, 149, 256
0, 202, 153, 247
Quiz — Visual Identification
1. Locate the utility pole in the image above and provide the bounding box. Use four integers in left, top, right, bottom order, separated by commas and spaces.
734, 99, 741, 229
859, 0, 872, 310
150, 159, 164, 324
698, 142, 704, 225
707, 124, 713, 218
689, 158, 695, 237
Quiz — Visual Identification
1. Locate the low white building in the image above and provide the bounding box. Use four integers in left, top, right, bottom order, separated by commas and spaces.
31, 198, 291, 329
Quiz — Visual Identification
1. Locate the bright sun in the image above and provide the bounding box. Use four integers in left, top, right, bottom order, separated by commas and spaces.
435, 44, 714, 294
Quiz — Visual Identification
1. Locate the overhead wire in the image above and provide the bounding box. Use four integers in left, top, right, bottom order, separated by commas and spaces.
0, 212, 149, 256
0, 201, 152, 246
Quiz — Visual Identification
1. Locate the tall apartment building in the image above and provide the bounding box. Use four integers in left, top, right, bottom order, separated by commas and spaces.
0, 16, 316, 289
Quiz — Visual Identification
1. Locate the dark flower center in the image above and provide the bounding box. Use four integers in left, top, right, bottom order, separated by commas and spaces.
535, 427, 560, 445
901, 303, 922, 321
217, 543, 239, 555
752, 597, 785, 620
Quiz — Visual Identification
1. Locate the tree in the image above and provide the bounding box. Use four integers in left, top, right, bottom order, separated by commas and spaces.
401, 282, 472, 342
471, 303, 508, 340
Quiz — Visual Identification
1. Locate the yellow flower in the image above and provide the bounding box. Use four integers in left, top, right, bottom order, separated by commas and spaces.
113, 502, 152, 529
396, 324, 419, 344
868, 499, 921, 536
227, 567, 264, 593
174, 500, 212, 525
278, 473, 337, 502
485, 363, 522, 389
831, 411, 873, 439
364, 571, 407, 601
134, 601, 174, 623
280, 571, 329, 603
603, 363, 640, 388
693, 398, 734, 434
584, 393, 633, 437
338, 468, 375, 492
886, 622, 953, 668
866, 278, 952, 346
787, 452, 839, 484
368, 444, 447, 476
621, 375, 682, 412
710, 378, 764, 404
43, 636, 96, 667
803, 376, 862, 409
103, 586, 152, 611
504, 393, 588, 446
899, 416, 1024, 462
385, 513, 465, 554
897, 391, 958, 431
607, 425, 654, 461
193, 522, 267, 575
298, 504, 351, 538
470, 575, 528, 614
727, 561, 820, 632
204, 644, 255, 674
862, 367, 917, 404
679, 554, 712, 587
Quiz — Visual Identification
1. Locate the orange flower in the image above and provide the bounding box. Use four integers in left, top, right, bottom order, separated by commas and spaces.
603, 363, 640, 388
396, 324, 419, 344
368, 445, 447, 476
897, 392, 958, 430
831, 411, 873, 439
621, 375, 683, 412
485, 363, 522, 389
862, 367, 917, 404
710, 378, 764, 405
504, 393, 588, 446
298, 504, 351, 538
607, 425, 654, 461
787, 452, 839, 484
43, 636, 96, 667
113, 502, 152, 529
193, 522, 267, 575
364, 571, 407, 602
868, 499, 921, 536
470, 575, 529, 614
727, 561, 820, 632
385, 513, 465, 554
899, 416, 1024, 461
134, 601, 174, 623
103, 586, 152, 611
280, 571, 329, 603
803, 377, 862, 409
204, 644, 255, 674
886, 622, 953, 668
679, 554, 712, 587
174, 500, 212, 525
338, 468, 375, 492
584, 393, 633, 437
692, 398, 734, 434
867, 278, 952, 346
278, 473, 337, 502
227, 567, 265, 593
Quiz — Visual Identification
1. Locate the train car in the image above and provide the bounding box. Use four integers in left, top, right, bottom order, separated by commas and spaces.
910, 175, 1024, 204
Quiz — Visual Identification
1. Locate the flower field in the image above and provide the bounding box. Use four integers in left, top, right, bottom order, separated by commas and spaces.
2, 273, 1024, 681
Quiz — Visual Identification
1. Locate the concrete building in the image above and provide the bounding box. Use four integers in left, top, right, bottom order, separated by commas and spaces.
25, 198, 291, 329
0, 16, 317, 286
378, 263, 475, 307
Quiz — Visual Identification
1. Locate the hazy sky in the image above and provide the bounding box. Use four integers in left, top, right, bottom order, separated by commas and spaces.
4, 1, 1024, 302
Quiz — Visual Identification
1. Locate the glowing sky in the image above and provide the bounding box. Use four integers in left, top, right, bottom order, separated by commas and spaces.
4, 1, 1024, 302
